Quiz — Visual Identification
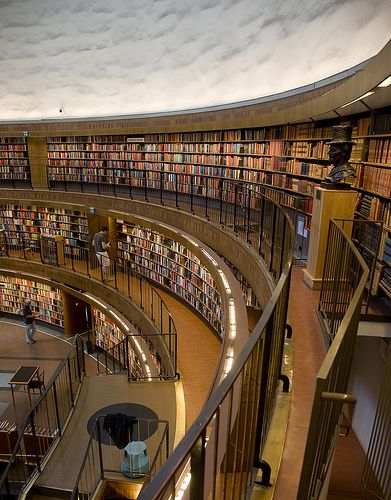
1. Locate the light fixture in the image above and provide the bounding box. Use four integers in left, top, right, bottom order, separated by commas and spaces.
340, 91, 375, 108
377, 75, 391, 88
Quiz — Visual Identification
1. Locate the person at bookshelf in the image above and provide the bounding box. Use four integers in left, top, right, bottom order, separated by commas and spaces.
324, 125, 356, 184
23, 299, 37, 344
92, 226, 112, 282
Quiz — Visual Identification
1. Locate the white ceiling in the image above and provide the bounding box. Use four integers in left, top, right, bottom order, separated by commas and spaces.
1, 0, 391, 121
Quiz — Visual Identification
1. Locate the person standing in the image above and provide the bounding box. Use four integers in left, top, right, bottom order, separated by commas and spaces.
23, 299, 37, 344
92, 226, 112, 282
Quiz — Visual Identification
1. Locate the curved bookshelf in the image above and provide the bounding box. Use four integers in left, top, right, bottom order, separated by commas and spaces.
0, 275, 63, 328
117, 221, 224, 336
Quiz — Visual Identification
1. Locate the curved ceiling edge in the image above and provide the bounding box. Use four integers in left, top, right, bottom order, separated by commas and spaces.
0, 39, 389, 135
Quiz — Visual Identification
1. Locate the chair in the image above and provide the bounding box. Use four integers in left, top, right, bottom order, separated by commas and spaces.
28, 369, 45, 396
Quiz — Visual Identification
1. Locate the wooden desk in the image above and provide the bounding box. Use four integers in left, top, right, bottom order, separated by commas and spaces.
9, 366, 39, 407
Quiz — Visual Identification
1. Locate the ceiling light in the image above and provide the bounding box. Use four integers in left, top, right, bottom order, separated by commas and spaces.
341, 91, 375, 108
377, 75, 391, 87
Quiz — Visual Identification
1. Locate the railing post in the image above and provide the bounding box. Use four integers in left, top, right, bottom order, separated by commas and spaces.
52, 381, 63, 437
144, 169, 148, 201
112, 166, 117, 196
258, 197, 265, 256
71, 244, 75, 271
246, 189, 252, 243
269, 205, 277, 273
190, 174, 194, 213
205, 177, 209, 219
126, 336, 130, 381
190, 433, 206, 500
219, 179, 224, 225
28, 413, 42, 472
96, 418, 105, 480
68, 359, 76, 405
160, 170, 164, 205
129, 163, 133, 199
233, 184, 238, 232
253, 315, 274, 486
114, 260, 118, 289
96, 165, 100, 195
175, 173, 179, 208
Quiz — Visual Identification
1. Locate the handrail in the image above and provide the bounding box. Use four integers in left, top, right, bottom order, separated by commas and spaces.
138, 258, 293, 498
0, 231, 177, 336
318, 218, 382, 342
96, 332, 177, 380
70, 415, 170, 500
297, 220, 369, 499
2, 175, 294, 498
0, 335, 85, 498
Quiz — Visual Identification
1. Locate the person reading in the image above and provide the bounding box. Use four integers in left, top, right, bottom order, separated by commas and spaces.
92, 226, 112, 282
23, 299, 37, 344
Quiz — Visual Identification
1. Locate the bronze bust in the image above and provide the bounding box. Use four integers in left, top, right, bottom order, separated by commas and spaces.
323, 125, 356, 184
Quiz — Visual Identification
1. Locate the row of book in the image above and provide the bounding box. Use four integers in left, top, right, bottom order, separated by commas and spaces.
0, 276, 64, 327
0, 152, 28, 158
1, 205, 85, 216
93, 310, 144, 378
367, 138, 391, 164
354, 166, 391, 199
118, 224, 217, 286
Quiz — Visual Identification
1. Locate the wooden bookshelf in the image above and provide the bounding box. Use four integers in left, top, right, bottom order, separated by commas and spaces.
116, 220, 224, 336
1, 105, 391, 298
354, 192, 391, 297
0, 203, 89, 251
92, 308, 143, 378
0, 275, 64, 328
0, 137, 30, 187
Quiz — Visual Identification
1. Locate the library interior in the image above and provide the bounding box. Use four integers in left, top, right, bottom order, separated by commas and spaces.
0, 3, 390, 500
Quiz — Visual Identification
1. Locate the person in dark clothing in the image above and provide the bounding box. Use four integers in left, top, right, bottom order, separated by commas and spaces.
92, 226, 112, 282
23, 299, 37, 344
103, 413, 136, 449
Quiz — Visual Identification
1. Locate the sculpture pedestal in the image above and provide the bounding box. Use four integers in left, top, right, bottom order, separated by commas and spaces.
303, 187, 357, 289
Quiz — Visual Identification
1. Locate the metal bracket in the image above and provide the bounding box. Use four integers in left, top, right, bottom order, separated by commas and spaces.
321, 391, 357, 437
254, 459, 272, 487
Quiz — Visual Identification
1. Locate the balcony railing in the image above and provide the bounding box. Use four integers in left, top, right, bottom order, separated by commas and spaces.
0, 231, 177, 338
70, 415, 170, 500
297, 220, 369, 499
0, 335, 85, 499
3, 176, 294, 498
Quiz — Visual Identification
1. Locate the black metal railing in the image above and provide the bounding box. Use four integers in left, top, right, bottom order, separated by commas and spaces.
0, 231, 177, 340
53, 173, 294, 499
137, 257, 292, 499
70, 415, 170, 500
4, 173, 295, 498
297, 220, 369, 499
96, 332, 177, 380
0, 335, 85, 499
361, 348, 391, 500
318, 218, 380, 343
46, 167, 309, 262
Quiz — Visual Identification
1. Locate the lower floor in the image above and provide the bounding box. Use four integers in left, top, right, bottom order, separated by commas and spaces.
0, 265, 369, 499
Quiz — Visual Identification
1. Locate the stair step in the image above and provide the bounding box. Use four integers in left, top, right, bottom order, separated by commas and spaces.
27, 485, 72, 500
